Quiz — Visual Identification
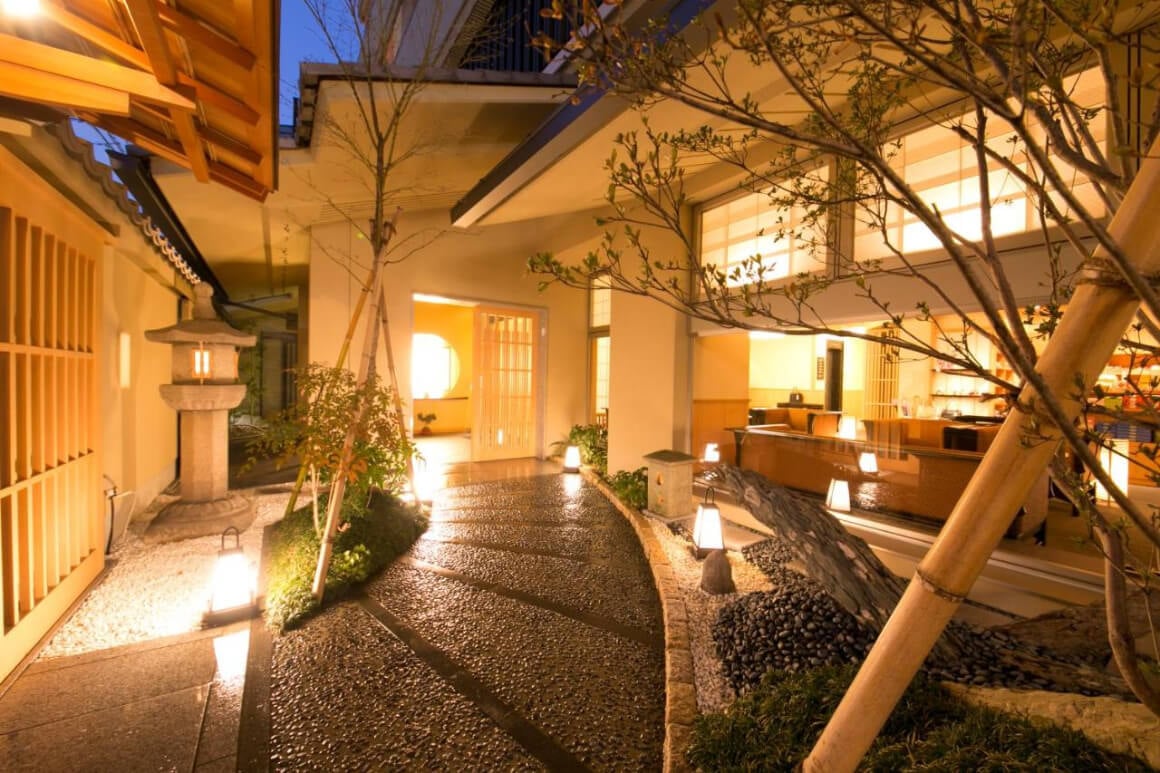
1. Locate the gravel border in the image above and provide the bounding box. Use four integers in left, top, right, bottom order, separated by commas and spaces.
38, 485, 293, 660
582, 470, 771, 772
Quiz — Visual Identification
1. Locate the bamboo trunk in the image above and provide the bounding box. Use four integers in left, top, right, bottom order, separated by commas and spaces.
378, 286, 418, 501
311, 210, 401, 601
282, 260, 380, 520
805, 136, 1160, 772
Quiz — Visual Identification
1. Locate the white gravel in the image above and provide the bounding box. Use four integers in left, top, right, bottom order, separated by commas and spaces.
38, 485, 295, 660
645, 518, 772, 713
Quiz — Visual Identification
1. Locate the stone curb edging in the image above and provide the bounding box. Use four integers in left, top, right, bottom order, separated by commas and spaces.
582, 469, 697, 773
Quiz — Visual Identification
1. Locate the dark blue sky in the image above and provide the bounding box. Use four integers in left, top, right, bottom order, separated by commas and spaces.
279, 1, 341, 125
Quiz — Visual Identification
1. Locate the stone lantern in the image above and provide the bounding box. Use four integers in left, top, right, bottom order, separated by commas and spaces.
643, 449, 696, 518
144, 284, 256, 542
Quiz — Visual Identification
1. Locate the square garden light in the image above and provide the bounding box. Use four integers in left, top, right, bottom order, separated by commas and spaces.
692, 488, 724, 556
204, 526, 256, 627
563, 445, 582, 473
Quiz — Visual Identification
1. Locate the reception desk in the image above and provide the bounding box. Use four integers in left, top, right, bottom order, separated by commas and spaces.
734, 426, 1047, 538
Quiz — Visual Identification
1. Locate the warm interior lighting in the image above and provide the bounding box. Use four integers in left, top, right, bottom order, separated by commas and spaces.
826, 479, 851, 512
692, 488, 724, 553
703, 442, 721, 463
192, 346, 212, 378
118, 332, 132, 389
411, 332, 459, 398
2, 0, 41, 17
563, 445, 582, 473
206, 527, 255, 625
858, 451, 879, 474
1095, 439, 1130, 504
838, 416, 858, 439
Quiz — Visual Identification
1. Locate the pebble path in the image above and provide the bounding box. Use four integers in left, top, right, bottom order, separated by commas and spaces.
267, 473, 666, 771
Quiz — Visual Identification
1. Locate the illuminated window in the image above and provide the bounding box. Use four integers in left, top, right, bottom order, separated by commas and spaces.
590, 274, 611, 327
411, 333, 459, 398
593, 335, 610, 417
700, 170, 829, 286
855, 68, 1106, 261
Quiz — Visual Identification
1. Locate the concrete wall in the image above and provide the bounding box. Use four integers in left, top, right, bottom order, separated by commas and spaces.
307, 209, 591, 455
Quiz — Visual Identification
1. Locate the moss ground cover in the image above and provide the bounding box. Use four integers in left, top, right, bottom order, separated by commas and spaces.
266, 490, 427, 631
688, 665, 1151, 772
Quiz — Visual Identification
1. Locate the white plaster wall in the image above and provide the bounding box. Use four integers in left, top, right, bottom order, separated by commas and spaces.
100, 248, 180, 519
307, 209, 593, 455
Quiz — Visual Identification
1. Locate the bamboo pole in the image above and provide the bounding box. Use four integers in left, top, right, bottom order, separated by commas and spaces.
311, 209, 401, 600
282, 259, 378, 520
377, 285, 419, 501
804, 136, 1160, 772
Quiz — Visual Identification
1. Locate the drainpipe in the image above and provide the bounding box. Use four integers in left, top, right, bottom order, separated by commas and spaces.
804, 136, 1160, 771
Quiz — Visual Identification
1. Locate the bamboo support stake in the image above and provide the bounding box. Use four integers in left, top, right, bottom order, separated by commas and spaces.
377, 286, 418, 501
282, 256, 379, 520
805, 135, 1160, 772
311, 209, 401, 600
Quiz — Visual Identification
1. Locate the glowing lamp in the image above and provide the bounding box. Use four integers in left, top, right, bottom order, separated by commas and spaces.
2, 0, 40, 17
703, 442, 721, 463
858, 451, 879, 474
838, 416, 858, 439
205, 527, 256, 626
1095, 439, 1130, 504
192, 344, 212, 379
563, 445, 582, 473
692, 488, 724, 555
826, 479, 851, 512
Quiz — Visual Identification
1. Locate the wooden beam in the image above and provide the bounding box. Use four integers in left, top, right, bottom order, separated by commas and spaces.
156, 5, 256, 71
200, 125, 263, 165
121, 0, 209, 183
97, 116, 268, 201
41, 2, 151, 71
121, 0, 176, 84
174, 74, 260, 125
0, 61, 130, 115
0, 34, 194, 111
249, 0, 277, 193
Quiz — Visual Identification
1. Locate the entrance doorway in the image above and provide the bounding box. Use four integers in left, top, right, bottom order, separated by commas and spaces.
410, 295, 544, 464
472, 306, 541, 461
824, 341, 844, 411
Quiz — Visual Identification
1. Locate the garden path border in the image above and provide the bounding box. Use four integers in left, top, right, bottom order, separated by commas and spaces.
582, 469, 696, 773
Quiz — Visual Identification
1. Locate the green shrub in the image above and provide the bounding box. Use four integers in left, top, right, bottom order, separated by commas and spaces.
266, 489, 427, 631
608, 467, 648, 509
687, 666, 1150, 772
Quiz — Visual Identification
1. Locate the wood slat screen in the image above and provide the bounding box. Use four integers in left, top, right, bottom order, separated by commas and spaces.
472, 307, 540, 461
864, 326, 901, 422
0, 164, 103, 680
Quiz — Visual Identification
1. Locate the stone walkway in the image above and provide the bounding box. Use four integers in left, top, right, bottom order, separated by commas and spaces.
261, 471, 666, 770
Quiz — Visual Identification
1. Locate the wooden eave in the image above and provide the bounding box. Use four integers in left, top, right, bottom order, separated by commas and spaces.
0, 0, 278, 201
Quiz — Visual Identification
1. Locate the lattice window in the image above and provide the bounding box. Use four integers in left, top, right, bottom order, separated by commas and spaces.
0, 164, 103, 680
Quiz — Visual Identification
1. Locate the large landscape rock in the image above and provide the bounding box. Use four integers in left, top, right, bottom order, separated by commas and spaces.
948, 685, 1160, 770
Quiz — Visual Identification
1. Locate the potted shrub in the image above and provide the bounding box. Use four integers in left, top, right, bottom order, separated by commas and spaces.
416, 412, 437, 436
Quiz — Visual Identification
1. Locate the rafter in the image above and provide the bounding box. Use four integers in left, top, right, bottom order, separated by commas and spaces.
41, 2, 151, 71
175, 73, 260, 126
156, 4, 256, 71
0, 61, 129, 115
98, 115, 268, 200
0, 33, 194, 110
121, 0, 209, 183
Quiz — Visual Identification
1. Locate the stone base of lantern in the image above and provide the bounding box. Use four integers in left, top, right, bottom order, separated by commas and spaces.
144, 493, 255, 543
